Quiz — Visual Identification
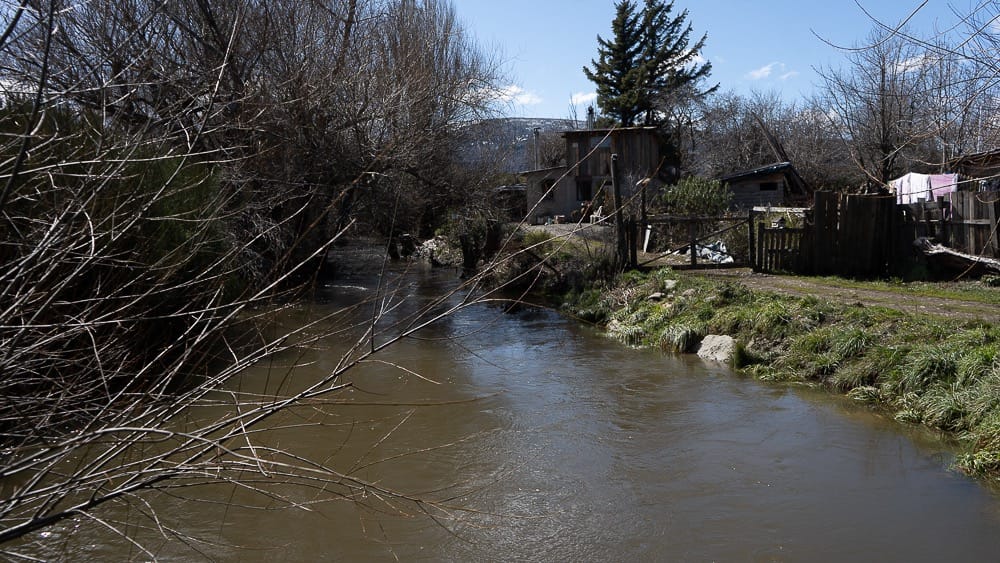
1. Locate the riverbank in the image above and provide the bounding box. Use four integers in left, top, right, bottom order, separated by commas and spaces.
551, 265, 1000, 478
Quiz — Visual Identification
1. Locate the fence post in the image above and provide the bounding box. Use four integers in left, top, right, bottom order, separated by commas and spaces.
748, 209, 756, 270
757, 221, 766, 272
611, 153, 628, 270
990, 196, 1000, 257
689, 219, 698, 267
937, 195, 949, 248
629, 219, 639, 268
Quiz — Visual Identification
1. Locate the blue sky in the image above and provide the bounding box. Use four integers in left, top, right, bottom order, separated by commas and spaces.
452, 0, 980, 118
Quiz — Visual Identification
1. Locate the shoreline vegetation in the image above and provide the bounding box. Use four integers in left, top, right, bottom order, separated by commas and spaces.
485, 227, 1000, 479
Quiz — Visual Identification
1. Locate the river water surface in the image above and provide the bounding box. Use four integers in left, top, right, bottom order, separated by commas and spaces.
27, 264, 1000, 561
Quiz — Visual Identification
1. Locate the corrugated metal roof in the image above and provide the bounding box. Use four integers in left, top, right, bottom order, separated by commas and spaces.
719, 162, 793, 183
519, 165, 568, 176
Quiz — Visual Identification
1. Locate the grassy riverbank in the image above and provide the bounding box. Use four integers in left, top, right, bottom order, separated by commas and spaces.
556, 267, 1000, 477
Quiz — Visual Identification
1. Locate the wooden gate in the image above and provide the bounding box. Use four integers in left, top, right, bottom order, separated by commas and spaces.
753, 224, 807, 273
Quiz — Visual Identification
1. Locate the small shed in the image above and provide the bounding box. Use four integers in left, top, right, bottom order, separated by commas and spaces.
492, 184, 527, 221
949, 149, 1000, 191
720, 162, 809, 209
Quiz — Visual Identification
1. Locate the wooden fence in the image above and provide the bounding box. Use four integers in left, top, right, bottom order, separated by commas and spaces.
813, 192, 898, 277
944, 191, 999, 257
750, 190, 1000, 277
754, 224, 807, 273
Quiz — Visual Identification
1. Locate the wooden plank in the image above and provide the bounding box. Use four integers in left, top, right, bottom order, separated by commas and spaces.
952, 192, 967, 254
858, 196, 874, 276
953, 219, 994, 226
757, 221, 765, 272
938, 196, 950, 247
776, 230, 785, 271
859, 195, 872, 276
970, 192, 981, 255
813, 191, 836, 275
843, 194, 859, 276
969, 192, 982, 255
688, 220, 697, 266
839, 194, 851, 275
812, 192, 824, 274
988, 197, 999, 258
833, 192, 843, 275
769, 228, 777, 272
751, 206, 811, 214
954, 193, 961, 252
646, 215, 746, 223
880, 196, 897, 275
873, 197, 885, 274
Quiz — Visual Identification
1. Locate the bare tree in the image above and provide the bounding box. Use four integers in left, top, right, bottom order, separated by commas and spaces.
689, 90, 858, 190
690, 90, 776, 177
0, 0, 514, 556
815, 29, 932, 186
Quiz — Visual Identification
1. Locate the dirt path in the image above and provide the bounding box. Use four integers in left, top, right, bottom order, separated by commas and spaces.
526, 225, 1000, 323
684, 267, 1000, 324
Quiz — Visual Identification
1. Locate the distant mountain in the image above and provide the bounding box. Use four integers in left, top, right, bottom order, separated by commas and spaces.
455, 117, 582, 174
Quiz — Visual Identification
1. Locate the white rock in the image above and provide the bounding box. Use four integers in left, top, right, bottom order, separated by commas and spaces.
696, 334, 737, 363
663, 279, 678, 292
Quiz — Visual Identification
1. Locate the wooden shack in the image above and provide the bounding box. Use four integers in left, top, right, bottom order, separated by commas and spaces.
523, 127, 666, 224
950, 149, 1000, 192
720, 161, 810, 209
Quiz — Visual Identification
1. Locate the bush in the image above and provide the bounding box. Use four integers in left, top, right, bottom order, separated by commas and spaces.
659, 176, 732, 216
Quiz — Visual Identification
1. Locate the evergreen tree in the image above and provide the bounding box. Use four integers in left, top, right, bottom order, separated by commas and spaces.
582, 1, 645, 126
584, 0, 715, 128
638, 0, 716, 126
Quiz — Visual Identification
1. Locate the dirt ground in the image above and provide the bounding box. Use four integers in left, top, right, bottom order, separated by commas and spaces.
523, 222, 611, 242
682, 267, 1000, 324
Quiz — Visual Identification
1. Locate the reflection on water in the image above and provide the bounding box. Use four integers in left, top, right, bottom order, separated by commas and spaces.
15, 265, 1000, 561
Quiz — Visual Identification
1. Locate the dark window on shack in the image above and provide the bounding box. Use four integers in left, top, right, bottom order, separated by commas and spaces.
576, 179, 592, 201
759, 181, 779, 191
542, 179, 555, 200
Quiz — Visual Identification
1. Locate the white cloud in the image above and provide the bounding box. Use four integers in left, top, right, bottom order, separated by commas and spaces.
571, 92, 597, 106
516, 91, 543, 106
746, 62, 781, 80
494, 84, 542, 106
779, 71, 799, 81
895, 54, 935, 73
989, 15, 1000, 34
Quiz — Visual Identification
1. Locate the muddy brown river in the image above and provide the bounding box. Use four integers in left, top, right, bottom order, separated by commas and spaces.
19, 264, 1000, 561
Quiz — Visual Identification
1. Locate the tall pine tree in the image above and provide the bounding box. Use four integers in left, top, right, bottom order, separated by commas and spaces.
585, 0, 715, 128
583, 1, 645, 126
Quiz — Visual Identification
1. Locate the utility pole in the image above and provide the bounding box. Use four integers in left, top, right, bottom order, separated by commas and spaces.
532, 127, 541, 169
